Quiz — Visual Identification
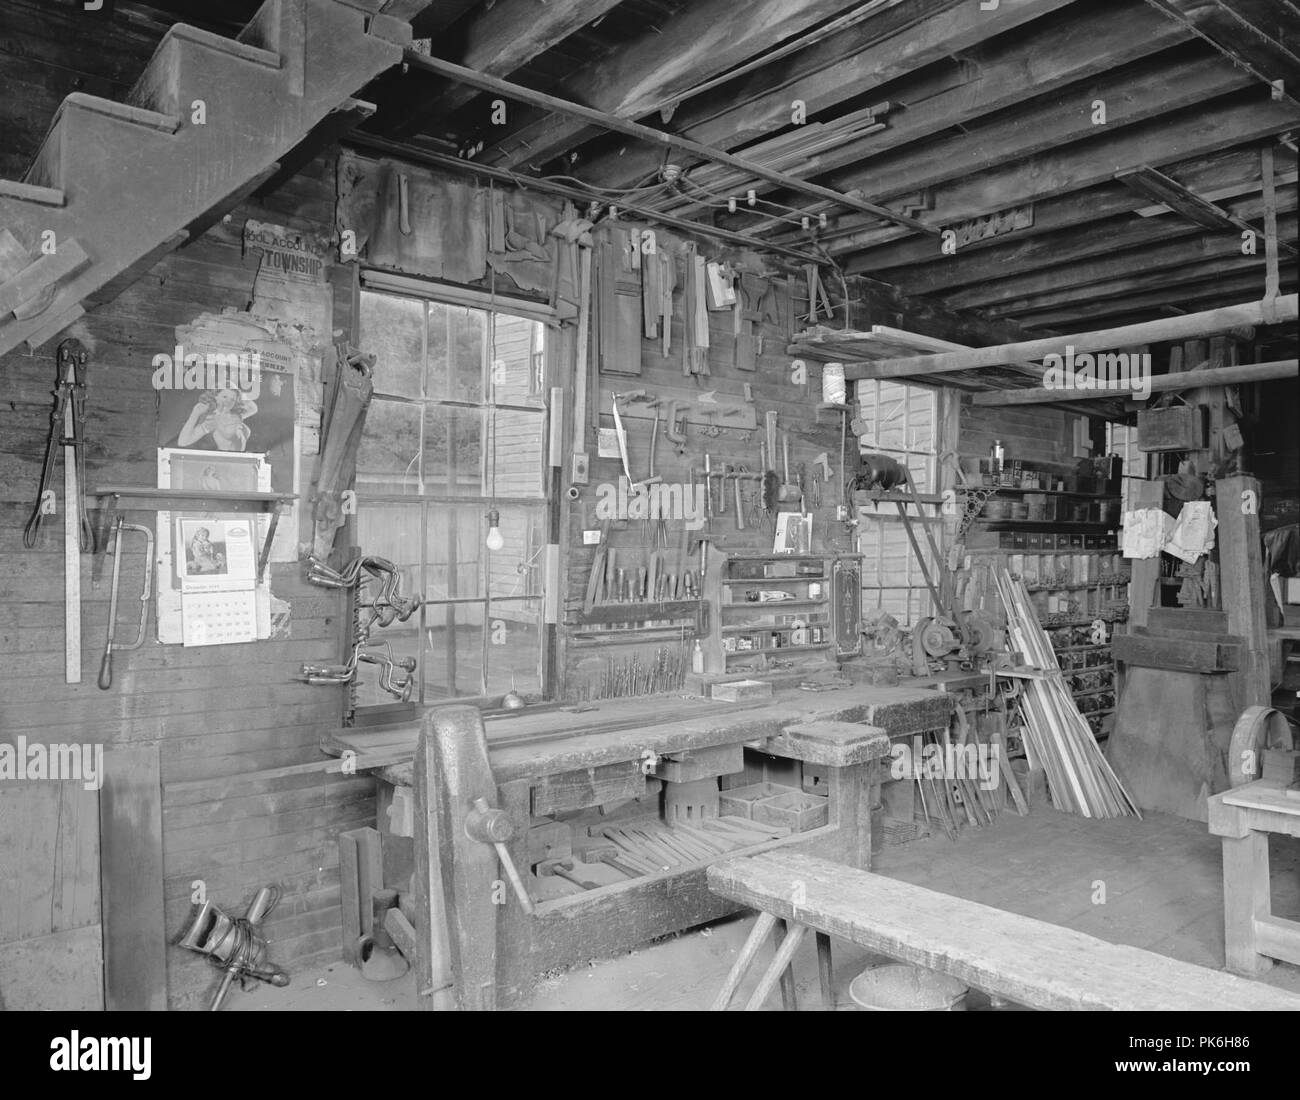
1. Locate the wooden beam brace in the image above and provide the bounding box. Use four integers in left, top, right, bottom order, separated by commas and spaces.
845, 296, 1299, 380
970, 358, 1298, 405
398, 51, 938, 236
1117, 164, 1270, 232
1262, 144, 1281, 299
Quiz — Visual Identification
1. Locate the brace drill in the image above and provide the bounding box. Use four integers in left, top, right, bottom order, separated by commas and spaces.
302, 556, 421, 700
24, 339, 93, 551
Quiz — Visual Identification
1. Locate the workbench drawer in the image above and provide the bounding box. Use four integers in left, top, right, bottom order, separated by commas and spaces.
531, 760, 646, 816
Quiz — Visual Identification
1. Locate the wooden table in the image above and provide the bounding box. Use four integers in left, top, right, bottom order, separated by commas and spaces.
1208, 778, 1300, 975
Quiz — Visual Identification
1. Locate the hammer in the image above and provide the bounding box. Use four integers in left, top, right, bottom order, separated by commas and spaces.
537, 858, 600, 890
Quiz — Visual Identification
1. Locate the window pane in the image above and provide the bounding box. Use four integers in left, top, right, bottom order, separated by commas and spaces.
355, 503, 422, 583
484, 603, 541, 697
423, 405, 484, 497
488, 506, 546, 599
424, 602, 483, 700
428, 303, 486, 403
488, 409, 546, 499
424, 503, 484, 600
491, 314, 544, 403
356, 400, 423, 495
359, 290, 424, 399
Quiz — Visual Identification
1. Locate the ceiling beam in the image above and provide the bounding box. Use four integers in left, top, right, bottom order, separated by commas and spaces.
399, 51, 938, 235
415, 0, 626, 122
856, 182, 1299, 296
668, 38, 1217, 224
844, 295, 1299, 380
411, 0, 479, 36
975, 226, 1297, 315
944, 192, 1298, 309
727, 53, 1254, 231
1143, 0, 1300, 107
801, 145, 1291, 261
1013, 272, 1297, 329
478, 0, 878, 172
1023, 277, 1300, 332
575, 0, 1081, 190
822, 94, 1299, 274
970, 358, 1299, 405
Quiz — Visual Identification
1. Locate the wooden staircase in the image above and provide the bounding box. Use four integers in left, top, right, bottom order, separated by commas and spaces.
0, 0, 415, 358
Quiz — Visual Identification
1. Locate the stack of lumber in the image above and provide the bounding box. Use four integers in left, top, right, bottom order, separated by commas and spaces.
996, 571, 1140, 819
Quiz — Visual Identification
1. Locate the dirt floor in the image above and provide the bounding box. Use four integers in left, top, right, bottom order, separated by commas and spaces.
231, 803, 1300, 1011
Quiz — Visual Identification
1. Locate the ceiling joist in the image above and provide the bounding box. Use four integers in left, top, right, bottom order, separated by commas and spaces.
399, 51, 938, 236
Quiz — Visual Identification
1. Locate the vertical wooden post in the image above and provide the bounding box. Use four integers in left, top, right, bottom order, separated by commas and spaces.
1221, 827, 1273, 974
827, 761, 873, 868
1218, 474, 1270, 707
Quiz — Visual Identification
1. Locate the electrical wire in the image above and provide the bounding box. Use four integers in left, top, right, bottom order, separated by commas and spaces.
535, 171, 666, 197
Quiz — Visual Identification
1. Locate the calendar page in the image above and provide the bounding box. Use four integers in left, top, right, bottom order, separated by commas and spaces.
181, 590, 258, 646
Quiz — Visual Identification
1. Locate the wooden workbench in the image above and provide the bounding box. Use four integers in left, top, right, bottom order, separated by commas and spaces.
322, 684, 954, 1004
1208, 778, 1300, 975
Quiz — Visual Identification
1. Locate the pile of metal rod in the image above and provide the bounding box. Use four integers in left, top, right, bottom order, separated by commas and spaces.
599, 817, 785, 877
588, 641, 689, 700
911, 727, 1002, 842
995, 570, 1140, 819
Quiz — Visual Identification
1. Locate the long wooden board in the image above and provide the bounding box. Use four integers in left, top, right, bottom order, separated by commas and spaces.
707, 851, 1300, 1011
100, 744, 166, 1010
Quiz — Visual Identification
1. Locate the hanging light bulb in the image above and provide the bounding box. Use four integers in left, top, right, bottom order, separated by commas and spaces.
485, 508, 504, 552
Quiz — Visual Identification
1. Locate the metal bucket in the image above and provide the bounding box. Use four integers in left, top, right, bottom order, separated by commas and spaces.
848, 964, 969, 1011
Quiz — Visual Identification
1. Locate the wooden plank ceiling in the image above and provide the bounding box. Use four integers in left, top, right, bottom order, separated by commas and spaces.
71, 1, 1300, 380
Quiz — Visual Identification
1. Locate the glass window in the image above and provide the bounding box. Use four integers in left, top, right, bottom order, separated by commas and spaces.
353, 289, 548, 706
855, 380, 941, 627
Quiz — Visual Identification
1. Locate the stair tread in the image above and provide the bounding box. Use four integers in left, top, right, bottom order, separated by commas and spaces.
0, 179, 66, 207
58, 93, 182, 134
167, 22, 282, 69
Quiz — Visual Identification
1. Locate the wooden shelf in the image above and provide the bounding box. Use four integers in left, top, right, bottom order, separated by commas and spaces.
978, 486, 1120, 500
725, 642, 831, 658
982, 520, 1116, 530
572, 599, 704, 625
94, 486, 296, 512
722, 621, 828, 635
94, 484, 297, 583
722, 577, 826, 585
722, 598, 824, 610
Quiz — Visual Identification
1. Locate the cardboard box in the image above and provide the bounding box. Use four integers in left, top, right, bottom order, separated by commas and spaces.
711, 678, 773, 702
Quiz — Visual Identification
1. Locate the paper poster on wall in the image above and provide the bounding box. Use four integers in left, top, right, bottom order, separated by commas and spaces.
244, 219, 332, 460
155, 448, 273, 646
159, 311, 301, 562
175, 518, 257, 592
181, 590, 258, 647
155, 353, 296, 493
